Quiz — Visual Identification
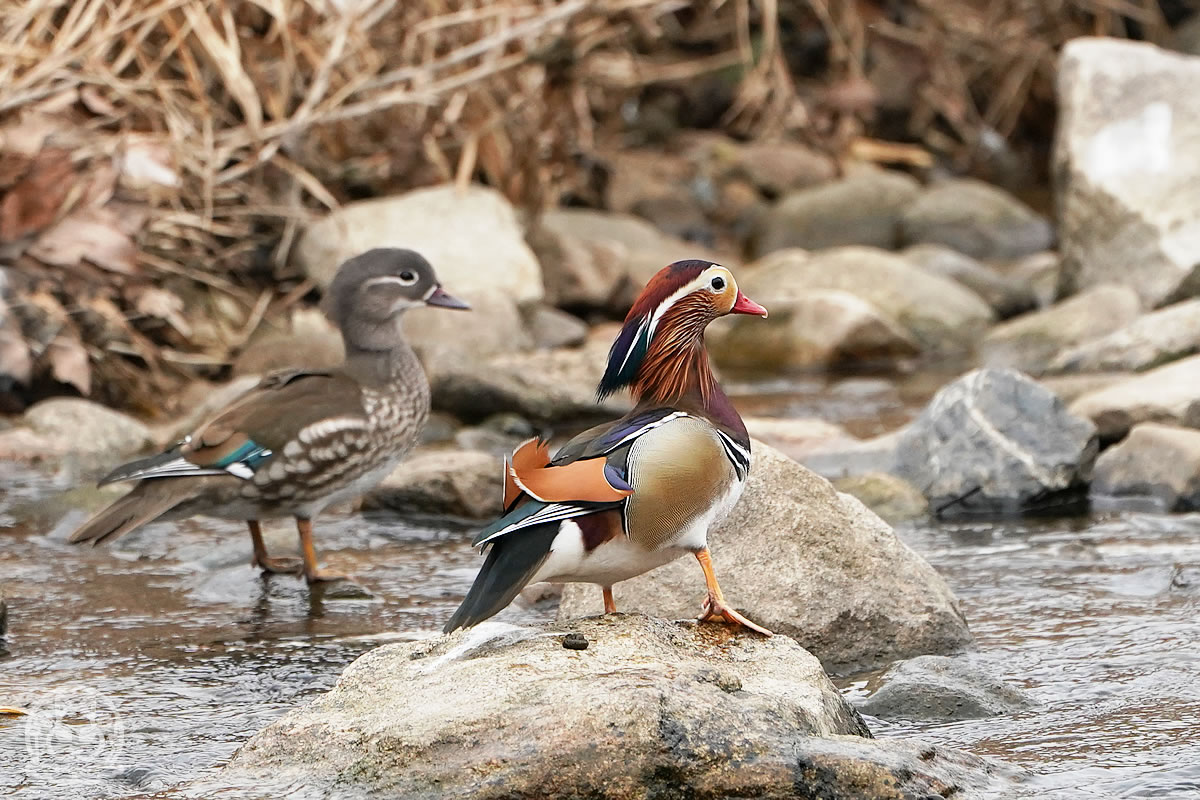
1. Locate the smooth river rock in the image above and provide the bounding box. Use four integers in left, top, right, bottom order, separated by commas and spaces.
0, 398, 154, 467
203, 616, 1009, 799
752, 169, 921, 255
894, 369, 1098, 516
1069, 355, 1200, 442
1047, 298, 1200, 374
898, 179, 1054, 261
560, 442, 971, 673
431, 331, 630, 424
901, 243, 1037, 319
295, 184, 543, 304
980, 284, 1141, 374
832, 472, 929, 523
737, 247, 994, 354
1091, 423, 1200, 512
859, 655, 1036, 722
709, 289, 919, 369
1055, 39, 1200, 307
363, 447, 501, 519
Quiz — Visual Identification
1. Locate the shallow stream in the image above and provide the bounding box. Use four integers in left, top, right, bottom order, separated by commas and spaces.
1, 374, 1198, 799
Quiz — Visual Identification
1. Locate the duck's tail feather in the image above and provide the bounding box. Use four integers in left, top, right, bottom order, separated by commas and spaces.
68, 480, 200, 546
444, 522, 560, 633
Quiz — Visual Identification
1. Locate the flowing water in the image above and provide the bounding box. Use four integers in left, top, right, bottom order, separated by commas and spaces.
1, 374, 1198, 798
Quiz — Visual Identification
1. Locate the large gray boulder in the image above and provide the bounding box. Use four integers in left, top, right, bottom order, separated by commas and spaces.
1055, 39, 1200, 307
1069, 355, 1200, 442
894, 369, 1098, 515
736, 247, 994, 354
899, 179, 1054, 261
1047, 298, 1200, 374
560, 442, 971, 673
295, 184, 543, 303
980, 284, 1141, 374
1091, 422, 1200, 511
293, 185, 542, 372
202, 616, 1009, 799
858, 655, 1036, 722
752, 169, 921, 255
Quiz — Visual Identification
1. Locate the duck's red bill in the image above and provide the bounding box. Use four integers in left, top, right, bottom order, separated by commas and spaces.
731, 291, 768, 318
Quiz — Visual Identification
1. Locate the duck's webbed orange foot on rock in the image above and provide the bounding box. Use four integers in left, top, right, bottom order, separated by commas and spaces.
693, 547, 773, 636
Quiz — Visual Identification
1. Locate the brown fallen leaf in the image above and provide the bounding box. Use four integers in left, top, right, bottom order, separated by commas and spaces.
46, 332, 91, 395
28, 206, 138, 275
0, 147, 75, 240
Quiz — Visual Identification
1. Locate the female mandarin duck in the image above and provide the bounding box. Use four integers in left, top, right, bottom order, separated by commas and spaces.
68, 248, 468, 583
445, 260, 771, 635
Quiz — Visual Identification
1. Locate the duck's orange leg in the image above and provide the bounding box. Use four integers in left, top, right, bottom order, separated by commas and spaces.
694, 548, 772, 636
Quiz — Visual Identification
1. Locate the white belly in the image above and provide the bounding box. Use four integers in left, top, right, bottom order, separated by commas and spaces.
532, 521, 690, 586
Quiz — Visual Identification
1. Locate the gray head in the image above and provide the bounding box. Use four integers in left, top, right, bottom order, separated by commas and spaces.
323, 248, 469, 350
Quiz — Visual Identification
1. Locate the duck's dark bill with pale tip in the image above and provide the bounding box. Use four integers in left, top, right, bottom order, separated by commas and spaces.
425, 286, 471, 310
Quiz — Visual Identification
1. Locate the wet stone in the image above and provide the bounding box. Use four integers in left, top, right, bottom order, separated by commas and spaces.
561, 632, 588, 650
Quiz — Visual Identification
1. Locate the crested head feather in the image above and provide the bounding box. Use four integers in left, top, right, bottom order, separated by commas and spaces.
597, 260, 715, 399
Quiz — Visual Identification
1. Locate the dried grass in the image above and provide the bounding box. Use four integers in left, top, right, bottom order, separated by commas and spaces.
0, 0, 783, 412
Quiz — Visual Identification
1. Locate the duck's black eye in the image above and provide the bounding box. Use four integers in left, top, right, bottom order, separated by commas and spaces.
710, 276, 726, 291
398, 271, 416, 285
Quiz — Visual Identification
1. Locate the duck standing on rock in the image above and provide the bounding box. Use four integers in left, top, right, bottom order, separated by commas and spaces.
445, 260, 772, 635
68, 248, 468, 584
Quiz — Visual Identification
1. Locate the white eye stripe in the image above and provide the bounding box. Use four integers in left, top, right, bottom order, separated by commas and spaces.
365, 273, 418, 288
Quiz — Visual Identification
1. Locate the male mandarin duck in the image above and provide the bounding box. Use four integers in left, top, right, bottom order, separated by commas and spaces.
68, 248, 468, 583
445, 260, 772, 635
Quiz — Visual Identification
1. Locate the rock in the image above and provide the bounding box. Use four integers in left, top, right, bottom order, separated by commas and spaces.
1069, 355, 1200, 442
630, 193, 713, 246
23, 398, 153, 461
1047, 298, 1200, 374
832, 472, 929, 523
859, 655, 1036, 722
901, 243, 1037, 318
295, 184, 543, 304
709, 289, 920, 369
894, 369, 1098, 516
362, 447, 501, 519
559, 442, 971, 673
405, 290, 532, 377
528, 209, 732, 312
731, 140, 837, 196
739, 247, 994, 353
898, 178, 1054, 261
232, 308, 343, 377
742, 416, 858, 461
522, 305, 589, 350
0, 584, 6, 636
1039, 372, 1135, 405
980, 284, 1141, 374
994, 251, 1062, 308
799, 429, 905, 480
1055, 39, 1200, 307
204, 616, 1008, 799
753, 169, 920, 256
604, 149, 695, 216
432, 331, 629, 424
1090, 423, 1200, 512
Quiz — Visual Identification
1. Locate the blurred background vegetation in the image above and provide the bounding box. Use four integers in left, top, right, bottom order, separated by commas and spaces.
0, 0, 1194, 414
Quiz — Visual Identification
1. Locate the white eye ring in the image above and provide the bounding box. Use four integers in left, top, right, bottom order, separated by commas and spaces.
397, 270, 417, 286
710, 275, 726, 292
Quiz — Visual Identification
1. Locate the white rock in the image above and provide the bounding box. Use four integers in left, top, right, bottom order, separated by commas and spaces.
1056, 39, 1200, 306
